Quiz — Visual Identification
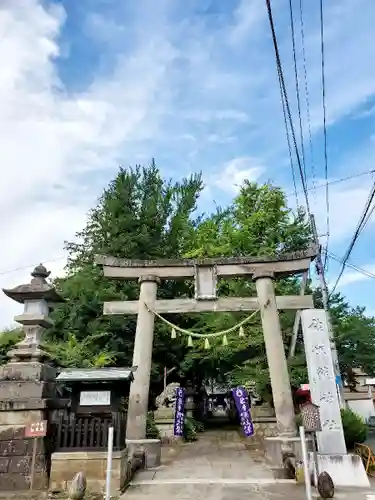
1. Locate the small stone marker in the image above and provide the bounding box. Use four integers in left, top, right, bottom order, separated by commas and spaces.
68, 472, 87, 500
317, 471, 334, 499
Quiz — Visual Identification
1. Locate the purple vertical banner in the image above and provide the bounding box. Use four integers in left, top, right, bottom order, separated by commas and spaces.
174, 387, 186, 436
232, 386, 254, 437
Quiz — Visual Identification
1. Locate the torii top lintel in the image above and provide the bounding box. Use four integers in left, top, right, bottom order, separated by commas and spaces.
95, 245, 317, 281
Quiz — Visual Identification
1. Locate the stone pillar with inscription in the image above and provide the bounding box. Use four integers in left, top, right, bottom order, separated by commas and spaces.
301, 309, 369, 487
0, 264, 64, 490
301, 309, 346, 454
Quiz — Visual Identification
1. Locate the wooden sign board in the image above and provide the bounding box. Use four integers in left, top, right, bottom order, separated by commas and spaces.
25, 420, 47, 438
80, 390, 111, 406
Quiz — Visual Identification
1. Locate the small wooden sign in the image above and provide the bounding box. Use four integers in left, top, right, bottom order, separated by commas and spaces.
80, 390, 111, 406
25, 420, 48, 438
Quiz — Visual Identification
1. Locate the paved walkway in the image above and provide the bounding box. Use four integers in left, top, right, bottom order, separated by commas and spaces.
122, 430, 375, 499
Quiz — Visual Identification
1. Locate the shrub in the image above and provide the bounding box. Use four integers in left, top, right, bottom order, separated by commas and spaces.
183, 416, 199, 442
194, 420, 205, 433
340, 408, 367, 450
146, 412, 160, 439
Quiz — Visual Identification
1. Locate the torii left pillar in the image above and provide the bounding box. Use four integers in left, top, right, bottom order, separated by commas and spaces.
126, 275, 160, 440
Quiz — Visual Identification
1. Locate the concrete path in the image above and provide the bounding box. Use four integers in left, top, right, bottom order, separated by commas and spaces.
121, 430, 375, 499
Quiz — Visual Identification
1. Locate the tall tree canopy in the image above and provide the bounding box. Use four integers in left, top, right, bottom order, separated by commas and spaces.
46, 163, 204, 398
43, 163, 314, 400
1, 162, 372, 402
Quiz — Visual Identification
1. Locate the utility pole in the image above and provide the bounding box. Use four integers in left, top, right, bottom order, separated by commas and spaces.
310, 214, 345, 407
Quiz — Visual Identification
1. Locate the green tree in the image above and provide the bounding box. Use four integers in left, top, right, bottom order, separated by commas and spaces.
327, 291, 375, 383
179, 181, 313, 399
47, 162, 204, 400
0, 328, 23, 365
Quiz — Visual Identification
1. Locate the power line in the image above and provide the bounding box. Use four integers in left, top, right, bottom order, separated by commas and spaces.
330, 180, 375, 295
298, 0, 317, 197
265, 1, 341, 398
0, 256, 66, 277
288, 0, 307, 185
278, 53, 299, 205
361, 199, 375, 233
319, 0, 330, 268
326, 251, 375, 281
265, 0, 311, 214
286, 168, 375, 199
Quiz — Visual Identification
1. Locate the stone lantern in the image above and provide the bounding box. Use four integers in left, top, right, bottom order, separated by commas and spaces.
0, 264, 64, 490
2, 263, 64, 363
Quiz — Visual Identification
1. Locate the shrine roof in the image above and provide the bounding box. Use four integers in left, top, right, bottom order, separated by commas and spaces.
56, 367, 135, 382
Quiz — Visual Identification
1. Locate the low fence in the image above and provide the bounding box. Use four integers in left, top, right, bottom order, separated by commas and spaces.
53, 411, 127, 452
355, 442, 375, 477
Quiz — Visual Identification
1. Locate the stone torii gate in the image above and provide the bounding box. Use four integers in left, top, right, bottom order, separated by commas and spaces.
95, 247, 317, 441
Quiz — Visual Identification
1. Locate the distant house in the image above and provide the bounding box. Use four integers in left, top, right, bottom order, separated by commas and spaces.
344, 368, 375, 422
344, 367, 373, 395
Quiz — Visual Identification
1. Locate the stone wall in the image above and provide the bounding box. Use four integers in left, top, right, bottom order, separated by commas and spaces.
0, 408, 50, 490
0, 359, 57, 491
50, 449, 129, 494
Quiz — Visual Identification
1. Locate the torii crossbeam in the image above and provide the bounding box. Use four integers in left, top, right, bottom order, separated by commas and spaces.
96, 246, 317, 440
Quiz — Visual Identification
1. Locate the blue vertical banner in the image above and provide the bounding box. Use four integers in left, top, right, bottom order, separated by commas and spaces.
232, 386, 254, 437
173, 387, 186, 436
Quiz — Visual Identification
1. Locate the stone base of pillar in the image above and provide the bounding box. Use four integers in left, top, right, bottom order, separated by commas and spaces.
155, 420, 175, 441
154, 407, 175, 443
264, 436, 314, 478
253, 417, 278, 439
126, 439, 161, 469
308, 453, 370, 488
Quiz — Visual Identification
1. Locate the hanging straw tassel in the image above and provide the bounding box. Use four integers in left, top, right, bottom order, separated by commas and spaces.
171, 327, 177, 339
222, 334, 228, 346
204, 337, 211, 349
239, 325, 245, 337
188, 335, 193, 347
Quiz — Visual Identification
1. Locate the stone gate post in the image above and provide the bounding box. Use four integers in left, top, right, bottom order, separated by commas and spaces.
253, 270, 296, 437
0, 264, 64, 490
126, 275, 159, 440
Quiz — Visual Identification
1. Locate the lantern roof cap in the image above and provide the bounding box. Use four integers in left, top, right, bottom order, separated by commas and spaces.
2, 264, 64, 304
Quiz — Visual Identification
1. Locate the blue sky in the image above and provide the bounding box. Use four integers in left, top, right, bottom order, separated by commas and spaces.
1, 0, 375, 326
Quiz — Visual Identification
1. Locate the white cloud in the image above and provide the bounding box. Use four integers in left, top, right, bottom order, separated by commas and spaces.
336, 264, 375, 288
293, 0, 375, 130
0, 0, 177, 327
229, 0, 266, 46
311, 182, 375, 244
211, 157, 265, 194
2, 0, 375, 328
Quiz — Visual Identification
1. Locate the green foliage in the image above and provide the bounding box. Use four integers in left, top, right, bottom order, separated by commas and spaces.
47, 162, 204, 400
46, 332, 116, 368
0, 328, 23, 365
146, 412, 160, 439
180, 182, 313, 398
313, 288, 375, 383
194, 420, 204, 433
183, 416, 199, 442
42, 161, 375, 408
340, 408, 367, 450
